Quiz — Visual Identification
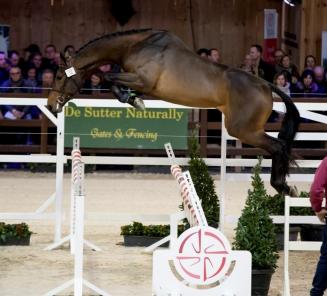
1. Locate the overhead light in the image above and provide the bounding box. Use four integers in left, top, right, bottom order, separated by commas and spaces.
283, 0, 301, 6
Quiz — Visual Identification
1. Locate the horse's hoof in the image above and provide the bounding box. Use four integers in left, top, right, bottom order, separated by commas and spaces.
289, 185, 299, 197
133, 97, 145, 110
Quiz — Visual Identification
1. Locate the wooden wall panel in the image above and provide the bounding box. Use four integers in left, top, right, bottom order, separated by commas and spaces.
2, 0, 282, 67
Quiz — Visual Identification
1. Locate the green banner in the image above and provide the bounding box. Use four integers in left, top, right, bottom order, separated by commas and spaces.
64, 104, 189, 149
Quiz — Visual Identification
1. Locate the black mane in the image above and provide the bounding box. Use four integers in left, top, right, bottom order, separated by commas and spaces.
76, 28, 153, 54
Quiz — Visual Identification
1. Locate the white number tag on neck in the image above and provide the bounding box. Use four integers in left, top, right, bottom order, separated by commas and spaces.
65, 67, 76, 77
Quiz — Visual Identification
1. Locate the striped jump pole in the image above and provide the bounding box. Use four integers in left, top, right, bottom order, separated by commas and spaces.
44, 161, 110, 296
45, 137, 101, 252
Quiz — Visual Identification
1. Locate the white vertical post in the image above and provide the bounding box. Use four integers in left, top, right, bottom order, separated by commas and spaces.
55, 109, 65, 242
74, 162, 85, 296
284, 195, 291, 296
219, 114, 227, 231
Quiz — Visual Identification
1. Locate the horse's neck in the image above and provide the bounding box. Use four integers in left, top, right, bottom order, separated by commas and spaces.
74, 33, 153, 71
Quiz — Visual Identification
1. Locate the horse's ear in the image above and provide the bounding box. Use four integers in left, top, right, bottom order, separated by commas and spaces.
59, 53, 67, 66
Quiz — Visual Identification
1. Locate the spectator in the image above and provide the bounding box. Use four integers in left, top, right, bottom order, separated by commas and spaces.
40, 68, 54, 93
208, 48, 220, 64
309, 156, 327, 296
293, 69, 319, 97
81, 71, 107, 95
279, 54, 300, 85
1, 67, 31, 119
274, 71, 290, 96
8, 50, 24, 70
1, 66, 27, 93
313, 66, 327, 95
42, 44, 58, 72
273, 48, 286, 71
304, 55, 317, 70
196, 48, 209, 59
249, 44, 275, 82
23, 43, 41, 63
29, 52, 44, 82
23, 66, 39, 93
239, 54, 255, 75
0, 51, 9, 84
64, 44, 76, 57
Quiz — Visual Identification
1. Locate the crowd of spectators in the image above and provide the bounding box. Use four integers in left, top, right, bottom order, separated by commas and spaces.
0, 43, 120, 120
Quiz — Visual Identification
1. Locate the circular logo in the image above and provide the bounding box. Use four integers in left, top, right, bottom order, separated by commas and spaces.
172, 226, 231, 286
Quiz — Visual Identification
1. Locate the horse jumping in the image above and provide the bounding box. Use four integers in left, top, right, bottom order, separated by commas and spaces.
47, 29, 300, 196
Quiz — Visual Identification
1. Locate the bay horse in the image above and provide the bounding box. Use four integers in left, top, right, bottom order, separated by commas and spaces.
47, 28, 300, 196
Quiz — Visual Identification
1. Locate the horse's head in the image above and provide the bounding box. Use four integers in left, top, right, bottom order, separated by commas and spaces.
47, 53, 84, 113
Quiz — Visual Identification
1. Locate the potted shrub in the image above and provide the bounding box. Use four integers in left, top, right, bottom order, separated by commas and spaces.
120, 221, 185, 247
233, 158, 278, 296
0, 222, 32, 246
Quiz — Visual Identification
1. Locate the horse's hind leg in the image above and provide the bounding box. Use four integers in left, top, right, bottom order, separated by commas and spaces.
230, 128, 294, 196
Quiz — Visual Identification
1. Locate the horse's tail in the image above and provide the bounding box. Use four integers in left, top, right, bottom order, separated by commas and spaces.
269, 83, 300, 157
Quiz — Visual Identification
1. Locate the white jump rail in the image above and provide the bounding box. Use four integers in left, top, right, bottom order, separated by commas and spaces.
283, 196, 323, 296
44, 162, 109, 296
0, 98, 326, 240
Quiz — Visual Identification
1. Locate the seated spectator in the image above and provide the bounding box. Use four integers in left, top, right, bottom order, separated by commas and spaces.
28, 52, 44, 82
7, 50, 25, 70
196, 48, 209, 59
1, 66, 27, 93
1, 66, 32, 120
274, 71, 290, 96
292, 69, 319, 97
23, 66, 39, 93
279, 54, 300, 85
304, 55, 316, 70
208, 48, 220, 64
0, 51, 9, 84
313, 66, 327, 95
23, 43, 41, 63
81, 72, 108, 95
239, 54, 255, 75
39, 68, 54, 93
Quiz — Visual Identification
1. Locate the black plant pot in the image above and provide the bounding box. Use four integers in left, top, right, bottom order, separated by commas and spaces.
300, 225, 324, 241
123, 235, 169, 247
0, 235, 31, 246
275, 226, 301, 250
252, 269, 274, 296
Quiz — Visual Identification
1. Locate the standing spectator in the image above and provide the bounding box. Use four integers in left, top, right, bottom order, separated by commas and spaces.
309, 156, 327, 296
7, 50, 24, 70
279, 54, 300, 85
239, 54, 255, 75
23, 43, 41, 63
196, 48, 209, 59
208, 48, 220, 64
249, 44, 275, 82
273, 48, 286, 69
293, 69, 319, 97
304, 55, 317, 71
313, 66, 327, 95
0, 51, 9, 84
40, 69, 54, 93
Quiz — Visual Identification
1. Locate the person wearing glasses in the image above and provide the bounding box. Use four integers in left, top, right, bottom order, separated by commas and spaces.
310, 157, 327, 296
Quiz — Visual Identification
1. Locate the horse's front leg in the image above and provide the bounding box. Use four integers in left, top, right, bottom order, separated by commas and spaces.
105, 73, 146, 109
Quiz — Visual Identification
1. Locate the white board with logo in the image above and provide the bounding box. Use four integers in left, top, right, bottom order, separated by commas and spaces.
152, 226, 251, 296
